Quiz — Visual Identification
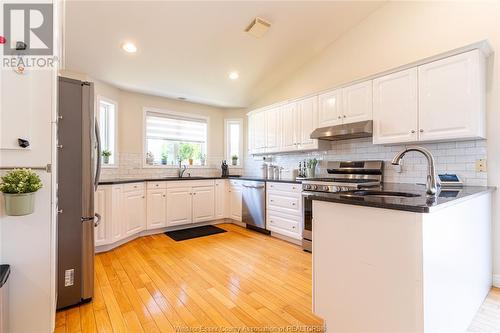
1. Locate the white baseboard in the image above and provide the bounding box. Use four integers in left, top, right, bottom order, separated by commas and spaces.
492, 274, 500, 288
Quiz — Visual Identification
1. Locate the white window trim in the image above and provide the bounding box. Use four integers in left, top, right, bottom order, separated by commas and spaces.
224, 118, 244, 168
142, 107, 210, 168
97, 95, 118, 168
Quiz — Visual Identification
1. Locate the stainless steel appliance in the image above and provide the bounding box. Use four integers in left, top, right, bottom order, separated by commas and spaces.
242, 181, 269, 233
310, 120, 373, 141
57, 77, 101, 309
301, 161, 383, 252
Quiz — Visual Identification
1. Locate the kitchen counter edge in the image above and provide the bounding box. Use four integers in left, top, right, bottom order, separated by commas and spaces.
98, 177, 302, 185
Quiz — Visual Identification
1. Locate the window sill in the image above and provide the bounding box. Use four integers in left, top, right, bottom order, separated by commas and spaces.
142, 164, 213, 169
102, 164, 118, 169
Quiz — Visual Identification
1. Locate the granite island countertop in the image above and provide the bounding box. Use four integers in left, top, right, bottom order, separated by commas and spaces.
307, 182, 495, 213
99, 176, 302, 185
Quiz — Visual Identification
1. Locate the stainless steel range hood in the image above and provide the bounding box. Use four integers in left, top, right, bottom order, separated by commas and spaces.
310, 120, 373, 141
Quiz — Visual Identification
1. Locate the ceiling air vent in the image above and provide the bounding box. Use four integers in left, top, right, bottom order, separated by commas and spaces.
245, 17, 271, 38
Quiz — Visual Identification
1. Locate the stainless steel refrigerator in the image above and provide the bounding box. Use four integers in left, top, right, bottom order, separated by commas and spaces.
57, 77, 101, 309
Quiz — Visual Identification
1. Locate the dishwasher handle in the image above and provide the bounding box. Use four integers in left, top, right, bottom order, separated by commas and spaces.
242, 184, 265, 189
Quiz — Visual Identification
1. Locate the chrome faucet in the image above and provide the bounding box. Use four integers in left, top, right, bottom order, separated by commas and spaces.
178, 160, 187, 178
391, 146, 439, 195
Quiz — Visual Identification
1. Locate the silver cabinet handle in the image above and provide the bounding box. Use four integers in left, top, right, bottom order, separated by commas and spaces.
337, 116, 341, 119
292, 203, 296, 206
343, 115, 346, 118
410, 130, 416, 134
94, 213, 102, 227
420, 129, 424, 133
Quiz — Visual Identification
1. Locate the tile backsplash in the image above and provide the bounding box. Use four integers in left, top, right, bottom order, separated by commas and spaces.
244, 138, 488, 186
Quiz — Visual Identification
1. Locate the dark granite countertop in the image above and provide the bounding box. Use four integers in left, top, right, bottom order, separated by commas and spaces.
307, 183, 495, 213
99, 176, 301, 185
0, 265, 10, 288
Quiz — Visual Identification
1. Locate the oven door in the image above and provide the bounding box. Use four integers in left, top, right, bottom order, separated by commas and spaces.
302, 193, 313, 252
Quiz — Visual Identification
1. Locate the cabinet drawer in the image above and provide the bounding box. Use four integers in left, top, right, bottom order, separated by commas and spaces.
167, 180, 214, 188
267, 193, 301, 216
229, 179, 242, 187
267, 213, 300, 239
122, 182, 145, 192
147, 181, 167, 190
267, 182, 301, 193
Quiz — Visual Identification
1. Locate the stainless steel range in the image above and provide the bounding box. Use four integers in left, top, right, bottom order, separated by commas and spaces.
302, 160, 383, 252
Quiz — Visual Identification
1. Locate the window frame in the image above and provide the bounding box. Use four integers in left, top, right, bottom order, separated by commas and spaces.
224, 118, 244, 168
142, 107, 210, 168
97, 96, 118, 168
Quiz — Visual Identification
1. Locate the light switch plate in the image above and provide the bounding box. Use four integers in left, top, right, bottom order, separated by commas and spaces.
476, 159, 487, 172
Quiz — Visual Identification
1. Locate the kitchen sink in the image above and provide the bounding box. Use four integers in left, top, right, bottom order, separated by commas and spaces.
341, 190, 421, 198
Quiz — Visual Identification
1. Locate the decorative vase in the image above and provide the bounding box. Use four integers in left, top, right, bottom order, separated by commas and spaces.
3, 192, 36, 216
306, 167, 316, 178
103, 156, 110, 164
232, 159, 238, 166
189, 159, 193, 165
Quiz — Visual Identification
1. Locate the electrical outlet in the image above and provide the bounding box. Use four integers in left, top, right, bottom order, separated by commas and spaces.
476, 159, 487, 172
64, 269, 74, 287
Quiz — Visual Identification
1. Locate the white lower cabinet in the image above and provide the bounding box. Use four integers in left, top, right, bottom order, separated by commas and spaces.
94, 187, 108, 247
215, 180, 227, 219
166, 187, 192, 226
192, 186, 215, 223
94, 185, 122, 246
229, 180, 242, 221
266, 182, 302, 240
122, 189, 146, 237
146, 188, 167, 229
166, 180, 216, 226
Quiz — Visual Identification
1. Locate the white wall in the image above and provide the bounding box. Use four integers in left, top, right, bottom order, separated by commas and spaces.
247, 1, 500, 281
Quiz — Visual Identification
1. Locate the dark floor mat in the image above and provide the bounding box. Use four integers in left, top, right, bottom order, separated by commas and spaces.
165, 225, 227, 241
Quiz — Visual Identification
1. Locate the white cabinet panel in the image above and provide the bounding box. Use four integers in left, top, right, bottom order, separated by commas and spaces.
193, 186, 215, 223
166, 187, 192, 226
267, 212, 301, 240
266, 107, 281, 152
215, 180, 227, 219
318, 89, 342, 127
297, 96, 319, 150
418, 49, 485, 141
342, 80, 373, 123
373, 68, 418, 144
247, 113, 255, 155
146, 188, 167, 230
229, 181, 242, 221
281, 103, 297, 151
122, 189, 146, 237
94, 188, 108, 246
268, 193, 301, 217
253, 111, 267, 152
110, 186, 123, 242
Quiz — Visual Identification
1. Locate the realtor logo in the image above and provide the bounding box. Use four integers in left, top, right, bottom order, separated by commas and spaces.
3, 3, 53, 56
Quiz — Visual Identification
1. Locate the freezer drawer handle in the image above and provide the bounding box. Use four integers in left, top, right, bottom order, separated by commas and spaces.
94, 213, 102, 227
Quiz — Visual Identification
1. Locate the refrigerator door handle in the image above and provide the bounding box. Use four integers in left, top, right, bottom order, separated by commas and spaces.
94, 213, 101, 227
94, 121, 102, 191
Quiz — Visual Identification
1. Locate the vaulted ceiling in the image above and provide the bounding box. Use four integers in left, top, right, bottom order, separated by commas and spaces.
64, 1, 385, 108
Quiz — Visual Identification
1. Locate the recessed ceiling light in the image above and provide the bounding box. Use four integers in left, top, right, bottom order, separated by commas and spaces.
122, 42, 137, 53
229, 71, 239, 80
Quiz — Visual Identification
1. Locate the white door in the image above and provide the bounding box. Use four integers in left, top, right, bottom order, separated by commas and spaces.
229, 183, 242, 221
418, 49, 485, 141
318, 89, 342, 127
297, 96, 319, 150
94, 187, 108, 246
253, 111, 267, 152
266, 107, 281, 152
215, 180, 226, 219
281, 102, 297, 152
192, 186, 215, 223
110, 186, 123, 242
373, 68, 418, 144
122, 190, 146, 237
342, 81, 373, 124
166, 187, 192, 226
146, 189, 167, 230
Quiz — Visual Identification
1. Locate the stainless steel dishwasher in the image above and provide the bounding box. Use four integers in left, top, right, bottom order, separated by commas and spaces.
242, 180, 269, 233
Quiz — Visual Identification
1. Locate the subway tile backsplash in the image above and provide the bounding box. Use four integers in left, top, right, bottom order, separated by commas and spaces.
244, 138, 488, 186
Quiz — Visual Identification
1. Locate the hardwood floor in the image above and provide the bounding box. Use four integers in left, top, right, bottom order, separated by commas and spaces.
469, 288, 500, 332
55, 222, 323, 333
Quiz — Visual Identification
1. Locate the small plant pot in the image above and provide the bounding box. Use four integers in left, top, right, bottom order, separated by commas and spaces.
161, 159, 167, 165
102, 156, 110, 164
306, 168, 316, 178
232, 159, 238, 166
188, 159, 193, 165
3, 192, 36, 216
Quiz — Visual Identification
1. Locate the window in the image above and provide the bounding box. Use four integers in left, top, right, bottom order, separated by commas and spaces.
225, 119, 243, 167
98, 97, 117, 166
144, 109, 208, 166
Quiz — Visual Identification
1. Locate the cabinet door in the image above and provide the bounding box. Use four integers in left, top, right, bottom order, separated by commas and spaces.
146, 189, 167, 230
247, 113, 255, 155
215, 180, 227, 219
281, 103, 298, 152
229, 184, 242, 221
318, 89, 342, 127
373, 68, 418, 144
122, 190, 146, 237
342, 81, 373, 124
418, 49, 485, 141
253, 111, 267, 152
266, 107, 281, 152
297, 96, 319, 150
94, 188, 109, 246
192, 186, 215, 223
166, 187, 192, 226
110, 186, 123, 242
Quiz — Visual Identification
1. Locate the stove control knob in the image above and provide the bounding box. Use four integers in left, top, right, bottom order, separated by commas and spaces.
303, 184, 310, 190
310, 185, 317, 190
331, 186, 339, 192
341, 186, 350, 192
321, 185, 329, 192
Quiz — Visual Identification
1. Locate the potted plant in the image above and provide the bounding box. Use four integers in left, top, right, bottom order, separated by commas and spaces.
179, 143, 194, 165
0, 169, 43, 216
306, 158, 318, 178
161, 152, 168, 165
231, 155, 238, 166
101, 150, 112, 164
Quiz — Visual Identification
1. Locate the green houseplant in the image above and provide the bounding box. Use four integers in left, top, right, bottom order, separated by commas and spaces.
178, 143, 194, 165
161, 152, 168, 165
231, 154, 238, 166
101, 150, 112, 164
306, 158, 318, 178
0, 169, 43, 216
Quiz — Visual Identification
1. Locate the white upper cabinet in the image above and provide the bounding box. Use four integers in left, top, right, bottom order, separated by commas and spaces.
373, 68, 418, 144
318, 89, 342, 127
265, 107, 281, 152
253, 111, 267, 152
281, 102, 298, 151
418, 49, 485, 141
146, 188, 167, 230
297, 96, 319, 149
342, 80, 373, 123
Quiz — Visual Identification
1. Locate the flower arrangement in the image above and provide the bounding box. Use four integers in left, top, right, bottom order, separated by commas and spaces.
101, 150, 112, 164
231, 155, 239, 166
0, 169, 43, 216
